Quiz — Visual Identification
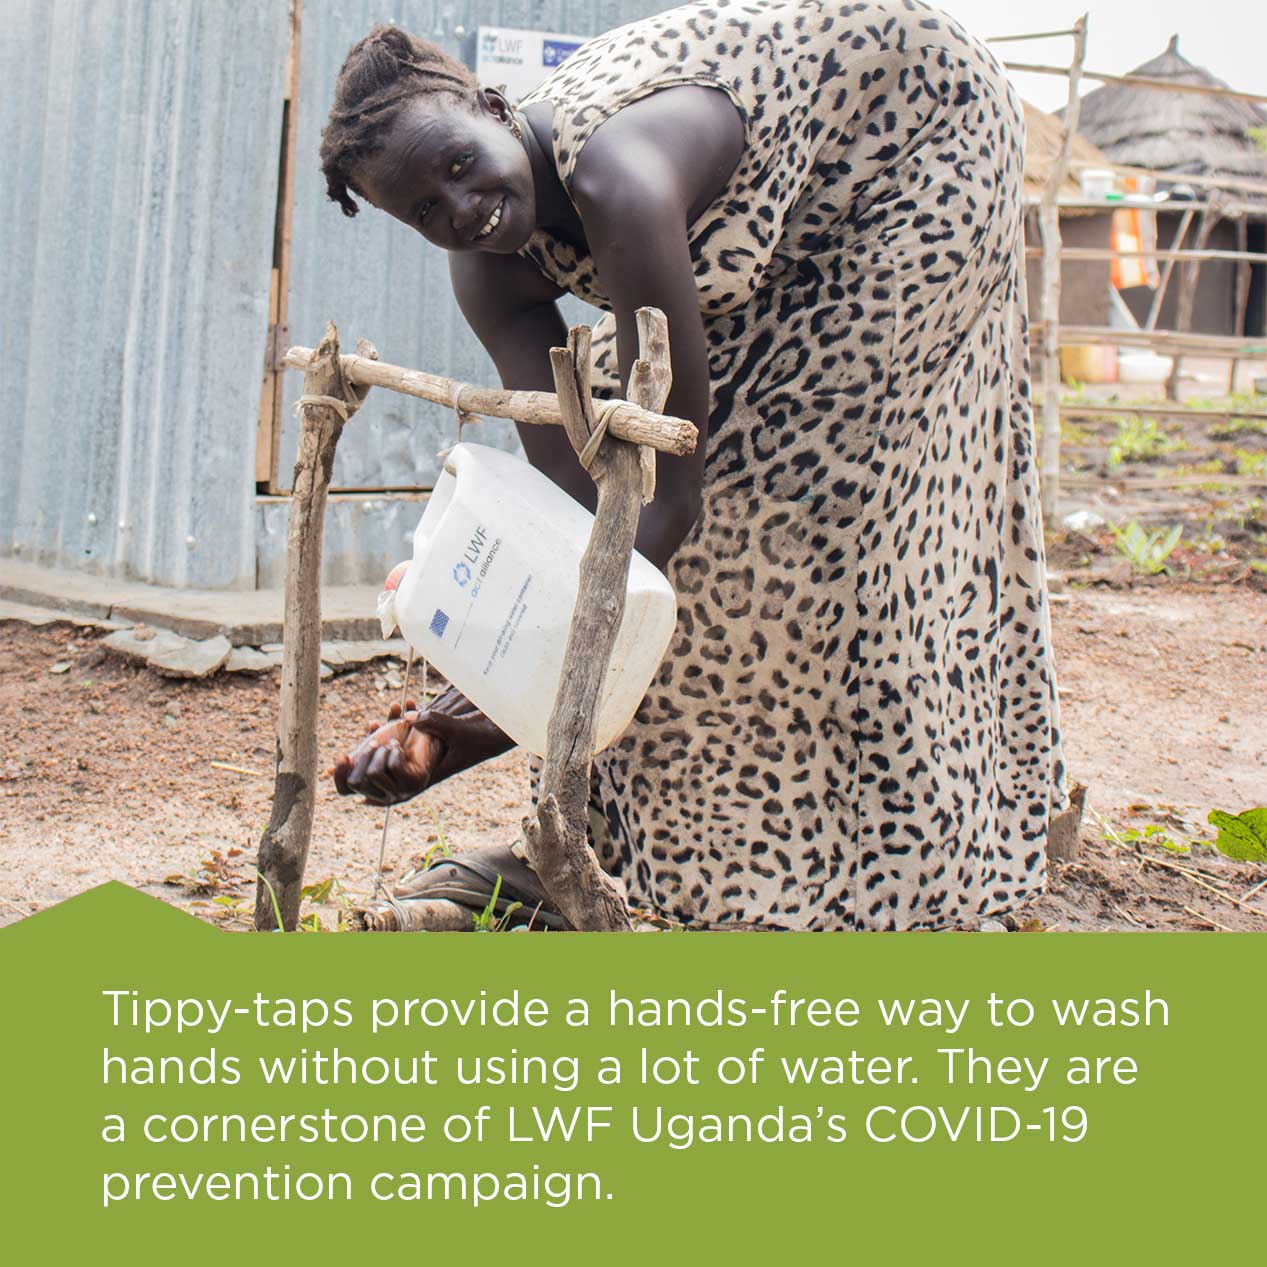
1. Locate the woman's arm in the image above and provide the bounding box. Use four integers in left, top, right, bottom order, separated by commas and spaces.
568, 134, 712, 570
451, 126, 717, 571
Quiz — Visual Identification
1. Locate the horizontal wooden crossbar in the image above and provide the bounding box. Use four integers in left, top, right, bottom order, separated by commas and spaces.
283, 345, 697, 456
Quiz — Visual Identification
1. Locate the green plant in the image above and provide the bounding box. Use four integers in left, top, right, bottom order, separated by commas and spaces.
419, 804, 453, 870
471, 875, 522, 933
1112, 823, 1191, 854
1108, 416, 1185, 466
1211, 417, 1267, 440
1193, 523, 1228, 556
1207, 808, 1267, 863
1111, 521, 1183, 575
1233, 449, 1267, 480
254, 869, 285, 932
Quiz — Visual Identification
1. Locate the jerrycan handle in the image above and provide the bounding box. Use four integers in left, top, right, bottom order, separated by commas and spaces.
412, 451, 462, 560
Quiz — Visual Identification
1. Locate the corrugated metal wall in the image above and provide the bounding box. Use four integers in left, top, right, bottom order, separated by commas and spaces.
1, 0, 289, 589
278, 0, 666, 492
3, 0, 667, 591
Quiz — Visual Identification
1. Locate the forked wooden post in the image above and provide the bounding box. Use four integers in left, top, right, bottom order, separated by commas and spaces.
522, 309, 673, 932
254, 323, 372, 931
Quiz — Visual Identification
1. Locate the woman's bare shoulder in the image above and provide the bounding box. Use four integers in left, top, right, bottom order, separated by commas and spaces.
570, 84, 744, 222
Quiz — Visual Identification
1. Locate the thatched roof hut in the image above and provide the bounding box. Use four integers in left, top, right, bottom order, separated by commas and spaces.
1022, 100, 1109, 201
1075, 36, 1267, 195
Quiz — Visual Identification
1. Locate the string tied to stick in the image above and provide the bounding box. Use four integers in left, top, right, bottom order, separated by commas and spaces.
578, 400, 624, 471
437, 381, 481, 459
294, 393, 352, 422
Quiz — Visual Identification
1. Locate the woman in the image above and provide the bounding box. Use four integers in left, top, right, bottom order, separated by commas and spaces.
327, 0, 1067, 931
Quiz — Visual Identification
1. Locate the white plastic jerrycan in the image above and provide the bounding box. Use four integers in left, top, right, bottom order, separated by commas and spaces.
388, 443, 677, 757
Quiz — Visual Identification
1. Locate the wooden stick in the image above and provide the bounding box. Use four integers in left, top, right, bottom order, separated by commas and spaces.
254, 323, 368, 932
1005, 62, 1267, 107
351, 899, 473, 932
988, 28, 1079, 43
1136, 851, 1262, 914
520, 312, 673, 932
1231, 214, 1252, 392
1062, 474, 1266, 489
1043, 325, 1267, 357
1070, 161, 1267, 202
1060, 403, 1267, 423
1147, 209, 1196, 332
1242, 876, 1267, 903
1036, 13, 1087, 525
283, 345, 696, 456
1024, 247, 1267, 265
1168, 207, 1221, 399
1182, 905, 1234, 932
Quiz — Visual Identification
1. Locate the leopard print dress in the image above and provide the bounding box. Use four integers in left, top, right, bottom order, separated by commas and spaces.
516, 0, 1066, 931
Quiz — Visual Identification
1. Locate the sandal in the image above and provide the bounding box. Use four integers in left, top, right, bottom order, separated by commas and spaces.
391, 843, 572, 930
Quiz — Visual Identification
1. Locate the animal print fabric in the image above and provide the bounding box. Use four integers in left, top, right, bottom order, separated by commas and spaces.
516, 0, 1067, 930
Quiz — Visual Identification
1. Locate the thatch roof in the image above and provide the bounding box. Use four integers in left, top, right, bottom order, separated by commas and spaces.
1023, 100, 1109, 201
1075, 36, 1267, 196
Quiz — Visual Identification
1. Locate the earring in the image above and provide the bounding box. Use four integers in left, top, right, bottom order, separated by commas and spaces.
508, 111, 524, 142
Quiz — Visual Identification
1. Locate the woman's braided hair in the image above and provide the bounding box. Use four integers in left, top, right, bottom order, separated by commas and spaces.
320, 24, 480, 218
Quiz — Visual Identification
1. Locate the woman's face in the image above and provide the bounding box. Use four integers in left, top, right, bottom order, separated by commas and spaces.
355, 91, 535, 253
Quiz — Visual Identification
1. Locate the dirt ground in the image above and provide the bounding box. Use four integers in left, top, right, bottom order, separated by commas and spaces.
3, 378, 1265, 933
1, 577, 1263, 933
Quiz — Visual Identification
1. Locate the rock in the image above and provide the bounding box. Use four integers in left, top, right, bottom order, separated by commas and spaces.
1062, 510, 1106, 533
150, 635, 231, 679
226, 646, 283, 675
979, 918, 1009, 933
320, 638, 409, 668
103, 627, 231, 679
49, 660, 72, 674
106, 627, 193, 665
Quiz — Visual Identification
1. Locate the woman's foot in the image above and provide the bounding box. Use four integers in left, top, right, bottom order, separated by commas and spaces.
392, 842, 571, 930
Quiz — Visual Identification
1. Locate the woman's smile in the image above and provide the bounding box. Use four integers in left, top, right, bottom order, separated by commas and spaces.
474, 197, 504, 241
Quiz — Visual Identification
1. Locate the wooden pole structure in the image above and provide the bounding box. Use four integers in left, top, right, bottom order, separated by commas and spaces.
283, 344, 695, 456
254, 323, 371, 930
271, 314, 681, 932
1004, 62, 1267, 109
1036, 13, 1087, 526
1230, 213, 1252, 392
1166, 203, 1222, 399
520, 310, 673, 932
1146, 209, 1196, 332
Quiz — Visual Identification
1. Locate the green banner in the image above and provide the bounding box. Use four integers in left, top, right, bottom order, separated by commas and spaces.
2, 884, 1262, 1261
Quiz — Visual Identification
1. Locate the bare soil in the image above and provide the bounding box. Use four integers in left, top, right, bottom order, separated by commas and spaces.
2, 575, 1263, 932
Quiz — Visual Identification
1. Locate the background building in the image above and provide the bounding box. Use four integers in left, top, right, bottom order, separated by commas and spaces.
1075, 36, 1267, 338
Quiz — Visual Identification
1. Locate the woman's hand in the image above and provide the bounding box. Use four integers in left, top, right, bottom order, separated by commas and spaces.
331, 686, 514, 805
332, 701, 443, 806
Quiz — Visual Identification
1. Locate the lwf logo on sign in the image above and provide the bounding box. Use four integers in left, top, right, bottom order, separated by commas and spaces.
475, 25, 584, 102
